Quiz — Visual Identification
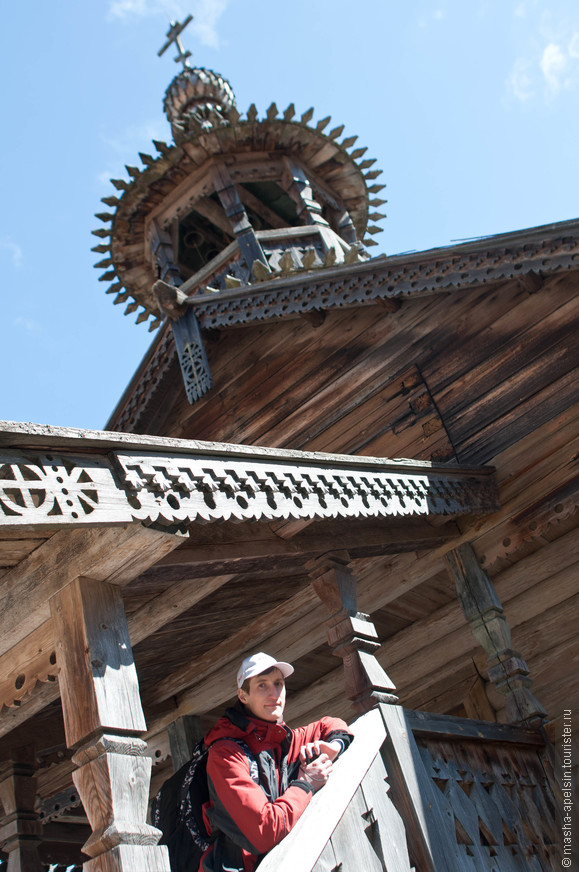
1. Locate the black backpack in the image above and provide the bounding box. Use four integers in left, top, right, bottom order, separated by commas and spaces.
151, 738, 255, 872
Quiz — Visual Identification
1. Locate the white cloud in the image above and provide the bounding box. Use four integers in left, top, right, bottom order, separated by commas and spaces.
417, 7, 446, 28
540, 42, 567, 93
192, 0, 228, 49
107, 0, 229, 48
0, 238, 23, 268
13, 316, 42, 333
506, 0, 579, 104
507, 57, 535, 101
108, 0, 186, 22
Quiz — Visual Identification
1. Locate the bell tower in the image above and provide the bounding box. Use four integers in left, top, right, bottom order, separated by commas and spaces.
93, 16, 386, 403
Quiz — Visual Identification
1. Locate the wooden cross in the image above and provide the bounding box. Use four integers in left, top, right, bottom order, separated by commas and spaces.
158, 14, 193, 70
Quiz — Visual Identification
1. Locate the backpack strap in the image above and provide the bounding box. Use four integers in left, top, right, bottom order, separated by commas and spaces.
207, 738, 259, 785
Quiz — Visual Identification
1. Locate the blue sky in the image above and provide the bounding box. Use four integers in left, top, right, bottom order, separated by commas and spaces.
1, 0, 578, 431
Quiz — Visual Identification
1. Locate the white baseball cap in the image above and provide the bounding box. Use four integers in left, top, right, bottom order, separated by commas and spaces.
237, 652, 294, 688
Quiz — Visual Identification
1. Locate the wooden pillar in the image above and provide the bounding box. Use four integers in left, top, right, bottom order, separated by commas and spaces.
213, 163, 269, 271
167, 716, 203, 772
307, 552, 397, 716
281, 157, 329, 228
445, 543, 547, 728
0, 749, 42, 872
49, 576, 169, 872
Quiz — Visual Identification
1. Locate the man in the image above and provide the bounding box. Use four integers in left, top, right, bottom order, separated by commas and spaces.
199, 652, 353, 872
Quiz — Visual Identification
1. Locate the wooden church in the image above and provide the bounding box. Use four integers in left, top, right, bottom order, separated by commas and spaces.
0, 16, 577, 872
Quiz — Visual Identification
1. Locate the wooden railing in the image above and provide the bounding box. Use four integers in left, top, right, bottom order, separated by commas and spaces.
260, 705, 558, 872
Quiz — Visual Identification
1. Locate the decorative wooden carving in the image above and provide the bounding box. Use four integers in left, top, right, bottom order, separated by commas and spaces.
150, 222, 213, 405
191, 227, 579, 330
0, 446, 499, 529
0, 749, 42, 872
111, 325, 177, 434
281, 157, 328, 228
49, 577, 169, 872
213, 162, 269, 272
308, 553, 397, 714
171, 308, 213, 403
380, 705, 557, 872
445, 543, 547, 727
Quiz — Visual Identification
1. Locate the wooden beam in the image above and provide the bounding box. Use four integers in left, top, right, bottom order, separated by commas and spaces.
0, 525, 181, 658
155, 518, 459, 572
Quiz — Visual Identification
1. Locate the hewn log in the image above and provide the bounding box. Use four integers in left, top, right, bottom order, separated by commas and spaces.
50, 577, 169, 872
0, 749, 43, 872
445, 542, 547, 727
308, 552, 397, 714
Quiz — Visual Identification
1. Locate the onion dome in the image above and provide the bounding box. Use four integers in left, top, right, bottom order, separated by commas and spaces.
164, 67, 236, 139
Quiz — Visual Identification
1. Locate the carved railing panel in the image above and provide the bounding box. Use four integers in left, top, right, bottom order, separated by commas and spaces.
260, 706, 557, 872
414, 734, 556, 871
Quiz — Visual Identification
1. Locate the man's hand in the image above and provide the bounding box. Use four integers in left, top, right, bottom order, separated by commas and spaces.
299, 739, 342, 764
296, 753, 333, 793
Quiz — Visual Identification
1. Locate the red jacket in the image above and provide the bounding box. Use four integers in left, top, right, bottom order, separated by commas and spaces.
199, 703, 353, 872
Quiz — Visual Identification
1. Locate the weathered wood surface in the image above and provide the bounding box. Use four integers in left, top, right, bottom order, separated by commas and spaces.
405, 709, 546, 746
51, 578, 147, 745
258, 707, 393, 872
0, 524, 180, 658
379, 704, 459, 872
0, 572, 236, 740
51, 576, 170, 871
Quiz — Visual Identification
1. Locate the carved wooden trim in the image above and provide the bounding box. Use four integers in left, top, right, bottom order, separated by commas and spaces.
0, 446, 498, 529
308, 553, 397, 714
445, 543, 547, 727
190, 225, 579, 329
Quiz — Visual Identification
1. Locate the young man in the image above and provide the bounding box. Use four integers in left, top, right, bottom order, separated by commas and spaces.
199, 652, 353, 872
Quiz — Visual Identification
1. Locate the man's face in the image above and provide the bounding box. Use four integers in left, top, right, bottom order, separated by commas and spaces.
238, 667, 286, 723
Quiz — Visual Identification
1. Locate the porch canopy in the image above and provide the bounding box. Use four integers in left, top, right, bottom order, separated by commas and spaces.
0, 421, 497, 870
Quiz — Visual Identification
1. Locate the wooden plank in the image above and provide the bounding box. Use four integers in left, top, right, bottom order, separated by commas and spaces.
424, 272, 575, 395
127, 573, 236, 646
311, 838, 338, 872
433, 284, 577, 417
0, 537, 47, 567
359, 752, 414, 871
153, 519, 457, 573
0, 524, 181, 658
155, 521, 577, 722
328, 785, 385, 872
258, 707, 386, 872
458, 371, 578, 465
404, 710, 545, 747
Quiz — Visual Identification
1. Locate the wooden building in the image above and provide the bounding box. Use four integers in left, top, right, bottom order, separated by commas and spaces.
1, 18, 577, 872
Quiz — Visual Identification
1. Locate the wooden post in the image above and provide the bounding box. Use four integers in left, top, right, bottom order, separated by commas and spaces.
213, 163, 269, 271
445, 543, 547, 727
50, 576, 170, 872
281, 157, 329, 228
0, 749, 42, 872
307, 552, 397, 715
167, 716, 203, 772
